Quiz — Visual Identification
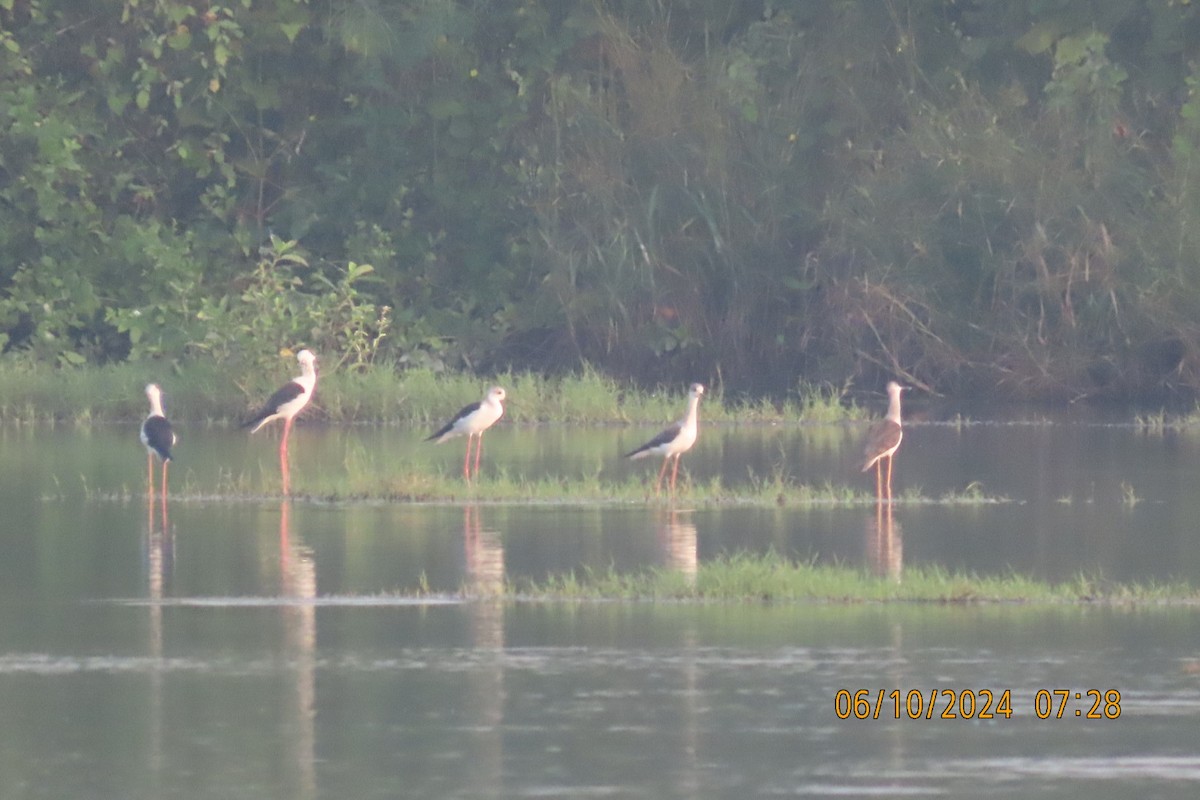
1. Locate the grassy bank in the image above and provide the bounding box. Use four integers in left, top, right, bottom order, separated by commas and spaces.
0, 360, 865, 426
499, 552, 1200, 605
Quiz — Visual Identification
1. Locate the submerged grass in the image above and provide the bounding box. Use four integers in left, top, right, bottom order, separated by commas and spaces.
0, 360, 865, 426
503, 551, 1200, 605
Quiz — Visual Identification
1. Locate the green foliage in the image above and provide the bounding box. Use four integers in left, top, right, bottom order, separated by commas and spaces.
190, 236, 390, 371
8, 1, 1200, 401
0, 357, 869, 426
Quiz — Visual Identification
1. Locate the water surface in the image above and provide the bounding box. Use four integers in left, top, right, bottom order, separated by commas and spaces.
1, 421, 1198, 798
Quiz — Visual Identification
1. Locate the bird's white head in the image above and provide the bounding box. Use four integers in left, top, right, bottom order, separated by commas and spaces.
488, 386, 507, 403
297, 349, 316, 367
886, 381, 905, 396
689, 383, 705, 398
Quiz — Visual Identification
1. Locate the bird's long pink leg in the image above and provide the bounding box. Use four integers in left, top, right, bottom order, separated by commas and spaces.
885, 455, 894, 501
655, 458, 670, 495
670, 455, 681, 493
280, 417, 293, 495
147, 452, 154, 498
875, 460, 883, 500
474, 434, 484, 477
161, 461, 170, 529
280, 417, 293, 462
463, 436, 473, 481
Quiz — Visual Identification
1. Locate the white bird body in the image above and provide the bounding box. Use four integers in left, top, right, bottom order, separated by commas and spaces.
427, 386, 506, 443
428, 386, 507, 480
626, 383, 704, 493
243, 349, 318, 433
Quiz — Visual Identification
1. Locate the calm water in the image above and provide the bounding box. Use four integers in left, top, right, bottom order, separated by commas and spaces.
1, 420, 1200, 798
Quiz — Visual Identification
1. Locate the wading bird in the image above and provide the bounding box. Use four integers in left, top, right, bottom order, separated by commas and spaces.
141, 383, 175, 503
243, 349, 317, 493
626, 383, 705, 495
427, 386, 507, 481
861, 381, 906, 500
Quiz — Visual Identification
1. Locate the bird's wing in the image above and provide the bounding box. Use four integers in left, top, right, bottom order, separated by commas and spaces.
625, 422, 682, 458
241, 380, 306, 428
427, 401, 482, 442
143, 415, 175, 458
861, 421, 902, 470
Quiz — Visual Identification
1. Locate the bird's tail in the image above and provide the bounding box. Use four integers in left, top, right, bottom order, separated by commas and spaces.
426, 422, 456, 443
241, 412, 270, 432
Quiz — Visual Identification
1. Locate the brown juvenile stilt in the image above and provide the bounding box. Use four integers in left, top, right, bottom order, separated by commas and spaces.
861, 381, 906, 501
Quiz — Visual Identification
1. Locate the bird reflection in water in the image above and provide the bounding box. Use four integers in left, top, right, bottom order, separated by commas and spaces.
657, 509, 698, 586
463, 504, 506, 643
865, 499, 903, 581
144, 477, 173, 678
462, 504, 506, 799
144, 481, 174, 586
143, 477, 173, 786
278, 500, 317, 800
144, 499, 173, 626
653, 509, 702, 796
870, 499, 908, 775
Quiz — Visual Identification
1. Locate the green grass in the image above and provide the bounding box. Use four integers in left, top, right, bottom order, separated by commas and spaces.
500, 551, 1200, 605
0, 359, 865, 426
1134, 403, 1200, 432
0, 358, 243, 426
111, 465, 1007, 507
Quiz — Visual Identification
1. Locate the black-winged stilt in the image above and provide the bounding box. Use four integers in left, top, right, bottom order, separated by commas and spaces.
861, 381, 906, 499
243, 349, 317, 493
427, 386, 506, 480
626, 383, 705, 494
141, 383, 176, 502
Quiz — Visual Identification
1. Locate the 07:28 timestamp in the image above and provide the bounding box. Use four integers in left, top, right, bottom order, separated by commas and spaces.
833, 688, 1122, 720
